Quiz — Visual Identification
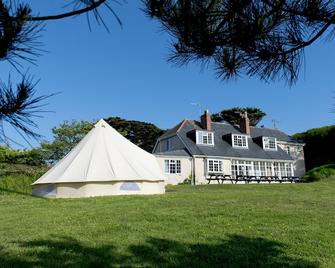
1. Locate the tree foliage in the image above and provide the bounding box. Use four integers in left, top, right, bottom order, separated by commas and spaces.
0, 145, 43, 166
40, 120, 94, 163
144, 0, 335, 84
293, 125, 335, 171
105, 117, 164, 153
40, 118, 164, 162
211, 107, 266, 126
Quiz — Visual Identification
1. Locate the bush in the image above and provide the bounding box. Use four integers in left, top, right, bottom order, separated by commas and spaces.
302, 164, 335, 182
293, 125, 335, 171
0, 146, 44, 166
0, 163, 47, 178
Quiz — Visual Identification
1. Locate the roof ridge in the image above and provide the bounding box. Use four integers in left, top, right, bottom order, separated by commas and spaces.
176, 119, 188, 133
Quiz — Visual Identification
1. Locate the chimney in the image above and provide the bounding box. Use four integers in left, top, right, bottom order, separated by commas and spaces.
240, 111, 251, 135
200, 110, 211, 131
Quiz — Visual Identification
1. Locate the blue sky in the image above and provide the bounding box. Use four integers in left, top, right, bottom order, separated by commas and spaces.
1, 1, 334, 148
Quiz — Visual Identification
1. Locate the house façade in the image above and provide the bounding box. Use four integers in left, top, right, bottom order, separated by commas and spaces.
153, 110, 305, 185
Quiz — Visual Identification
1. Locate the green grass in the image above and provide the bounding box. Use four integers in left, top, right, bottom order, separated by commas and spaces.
0, 175, 334, 267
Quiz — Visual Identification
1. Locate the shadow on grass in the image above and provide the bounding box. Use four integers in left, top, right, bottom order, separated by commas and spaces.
0, 187, 44, 199
0, 235, 318, 267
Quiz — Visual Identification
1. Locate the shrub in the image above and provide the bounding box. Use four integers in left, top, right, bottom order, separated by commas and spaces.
302, 164, 335, 182
0, 146, 44, 166
0, 163, 47, 178
293, 125, 335, 171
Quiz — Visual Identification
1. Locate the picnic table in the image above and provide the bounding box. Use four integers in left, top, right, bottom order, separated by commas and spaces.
206, 174, 301, 184
206, 174, 233, 184
227, 175, 301, 184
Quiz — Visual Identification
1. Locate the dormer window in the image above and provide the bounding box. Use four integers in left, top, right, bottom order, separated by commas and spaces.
263, 137, 277, 150
232, 134, 248, 149
196, 131, 214, 145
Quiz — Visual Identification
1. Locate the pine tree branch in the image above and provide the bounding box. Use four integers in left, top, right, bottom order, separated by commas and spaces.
281, 22, 332, 55
27, 0, 107, 21
261, 0, 335, 24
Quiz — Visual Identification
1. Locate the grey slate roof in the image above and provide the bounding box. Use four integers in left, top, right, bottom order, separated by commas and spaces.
155, 149, 191, 157
156, 120, 300, 161
159, 120, 185, 139
250, 126, 299, 143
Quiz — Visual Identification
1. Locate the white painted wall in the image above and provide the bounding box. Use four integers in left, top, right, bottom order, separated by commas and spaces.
194, 157, 231, 184
194, 157, 206, 184
155, 156, 192, 185
32, 181, 165, 198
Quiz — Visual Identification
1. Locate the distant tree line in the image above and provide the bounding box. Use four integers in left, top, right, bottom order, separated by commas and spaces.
0, 117, 165, 165
293, 125, 335, 171
0, 146, 44, 166
39, 117, 164, 163
105, 117, 164, 153
1, 111, 334, 172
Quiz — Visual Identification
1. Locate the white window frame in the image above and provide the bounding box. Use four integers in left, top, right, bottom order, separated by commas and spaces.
232, 134, 248, 149
285, 146, 291, 156
231, 159, 294, 178
262, 137, 277, 151
231, 160, 253, 177
196, 131, 214, 146
164, 159, 181, 174
285, 162, 293, 177
207, 159, 224, 174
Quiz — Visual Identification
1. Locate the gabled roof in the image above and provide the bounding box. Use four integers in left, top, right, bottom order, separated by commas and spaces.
159, 119, 188, 139
157, 120, 299, 161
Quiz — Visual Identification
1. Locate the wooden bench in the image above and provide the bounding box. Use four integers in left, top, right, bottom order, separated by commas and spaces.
206, 174, 223, 184
207, 174, 301, 184
206, 174, 233, 184
281, 176, 301, 183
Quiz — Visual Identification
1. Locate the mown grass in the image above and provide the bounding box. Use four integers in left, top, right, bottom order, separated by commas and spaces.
0, 174, 334, 267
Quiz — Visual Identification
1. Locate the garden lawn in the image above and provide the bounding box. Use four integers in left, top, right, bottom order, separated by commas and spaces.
0, 176, 334, 267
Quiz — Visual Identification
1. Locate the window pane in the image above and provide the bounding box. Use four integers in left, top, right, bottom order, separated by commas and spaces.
260, 162, 266, 176
233, 135, 247, 148
208, 133, 213, 144
264, 137, 276, 150
197, 131, 214, 145
286, 146, 291, 155
203, 135, 208, 144
164, 160, 169, 173
208, 159, 223, 173
176, 160, 181, 173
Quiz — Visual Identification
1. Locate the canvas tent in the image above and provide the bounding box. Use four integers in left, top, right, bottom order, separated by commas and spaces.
32, 119, 166, 198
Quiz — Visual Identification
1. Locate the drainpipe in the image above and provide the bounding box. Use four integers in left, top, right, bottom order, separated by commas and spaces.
192, 156, 196, 185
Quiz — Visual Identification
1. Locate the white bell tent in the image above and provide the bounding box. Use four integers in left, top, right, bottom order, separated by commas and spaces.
32, 119, 166, 198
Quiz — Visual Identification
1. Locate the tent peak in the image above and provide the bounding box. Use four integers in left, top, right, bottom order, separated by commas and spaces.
95, 119, 108, 128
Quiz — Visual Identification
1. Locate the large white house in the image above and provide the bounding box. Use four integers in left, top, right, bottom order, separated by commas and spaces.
153, 110, 305, 185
